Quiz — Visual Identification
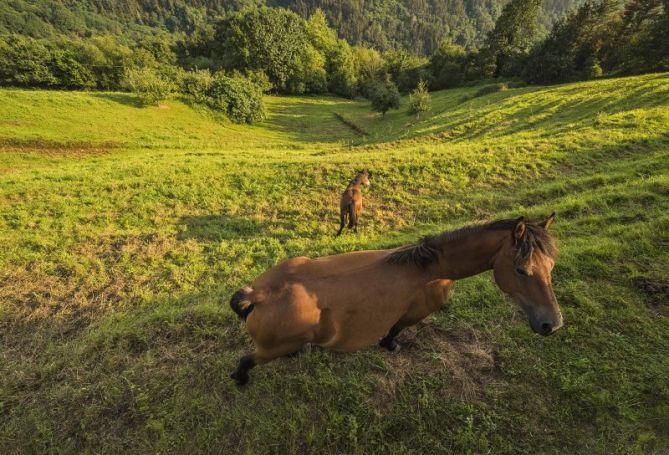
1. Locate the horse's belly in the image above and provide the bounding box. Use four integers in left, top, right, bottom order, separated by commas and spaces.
315, 301, 407, 352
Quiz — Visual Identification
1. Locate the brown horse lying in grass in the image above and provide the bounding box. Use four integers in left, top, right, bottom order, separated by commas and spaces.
336, 170, 370, 236
229, 214, 562, 385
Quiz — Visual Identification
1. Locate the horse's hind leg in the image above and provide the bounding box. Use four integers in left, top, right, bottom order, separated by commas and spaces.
336, 209, 346, 236
230, 341, 307, 386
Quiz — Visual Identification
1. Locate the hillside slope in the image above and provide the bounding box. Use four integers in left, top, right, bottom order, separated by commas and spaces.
1, 74, 668, 453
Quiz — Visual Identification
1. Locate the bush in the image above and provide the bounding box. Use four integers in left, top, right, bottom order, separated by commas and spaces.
408, 80, 431, 117
244, 69, 272, 93
473, 83, 508, 97
368, 78, 401, 117
177, 69, 214, 105
125, 67, 174, 106
206, 73, 265, 124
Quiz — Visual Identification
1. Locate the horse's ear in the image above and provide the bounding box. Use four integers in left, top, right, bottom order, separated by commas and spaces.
513, 216, 526, 240
366, 170, 372, 177
540, 212, 555, 230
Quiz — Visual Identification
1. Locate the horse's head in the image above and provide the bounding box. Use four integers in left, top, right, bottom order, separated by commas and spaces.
492, 213, 563, 336
356, 170, 371, 186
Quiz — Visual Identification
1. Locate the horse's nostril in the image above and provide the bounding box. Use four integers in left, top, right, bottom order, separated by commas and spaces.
540, 322, 553, 334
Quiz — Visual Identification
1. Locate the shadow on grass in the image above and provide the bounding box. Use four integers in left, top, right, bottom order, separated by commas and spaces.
262, 96, 362, 144
92, 92, 142, 108
178, 215, 270, 242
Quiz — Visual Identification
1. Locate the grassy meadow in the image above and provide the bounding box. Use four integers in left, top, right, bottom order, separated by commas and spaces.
1, 73, 669, 453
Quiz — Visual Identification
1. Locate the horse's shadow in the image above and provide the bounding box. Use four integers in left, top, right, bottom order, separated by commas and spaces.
177, 215, 269, 242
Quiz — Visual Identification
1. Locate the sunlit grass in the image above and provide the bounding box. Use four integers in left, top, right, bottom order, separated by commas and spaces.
1, 73, 668, 453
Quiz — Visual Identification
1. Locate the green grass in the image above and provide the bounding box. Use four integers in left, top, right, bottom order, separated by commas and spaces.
1, 73, 668, 454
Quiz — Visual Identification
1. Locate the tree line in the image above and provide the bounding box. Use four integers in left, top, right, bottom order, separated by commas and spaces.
0, 0, 582, 55
1, 1, 667, 123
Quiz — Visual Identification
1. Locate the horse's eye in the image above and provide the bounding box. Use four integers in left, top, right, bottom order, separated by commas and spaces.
515, 267, 529, 276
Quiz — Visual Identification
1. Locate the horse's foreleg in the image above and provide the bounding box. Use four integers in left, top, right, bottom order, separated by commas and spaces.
380, 280, 454, 353
379, 323, 404, 352
230, 353, 256, 386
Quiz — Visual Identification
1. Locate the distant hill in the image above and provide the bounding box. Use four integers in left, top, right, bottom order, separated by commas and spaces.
269, 0, 583, 53
0, 0, 581, 54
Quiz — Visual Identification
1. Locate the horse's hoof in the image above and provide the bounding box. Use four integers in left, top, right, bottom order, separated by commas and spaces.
380, 339, 400, 353
230, 371, 249, 386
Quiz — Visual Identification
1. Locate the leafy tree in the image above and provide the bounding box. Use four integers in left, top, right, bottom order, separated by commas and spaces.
86, 36, 134, 90
214, 7, 322, 94
138, 35, 177, 66
305, 9, 338, 53
326, 39, 357, 97
50, 48, 96, 89
428, 40, 467, 89
608, 0, 668, 74
408, 80, 431, 117
305, 9, 357, 97
480, 0, 543, 78
0, 35, 56, 87
384, 50, 429, 92
369, 78, 401, 117
524, 0, 617, 84
354, 46, 387, 97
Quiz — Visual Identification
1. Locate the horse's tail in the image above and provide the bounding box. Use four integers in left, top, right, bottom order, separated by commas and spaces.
347, 202, 357, 228
229, 286, 254, 321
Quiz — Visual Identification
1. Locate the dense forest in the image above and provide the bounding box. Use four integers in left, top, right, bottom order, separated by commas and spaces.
1, 0, 580, 53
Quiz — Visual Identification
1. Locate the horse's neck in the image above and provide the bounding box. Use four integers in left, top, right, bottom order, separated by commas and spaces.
431, 229, 507, 280
347, 179, 361, 190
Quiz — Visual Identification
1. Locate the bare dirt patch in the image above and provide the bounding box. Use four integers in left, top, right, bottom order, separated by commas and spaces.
369, 321, 503, 415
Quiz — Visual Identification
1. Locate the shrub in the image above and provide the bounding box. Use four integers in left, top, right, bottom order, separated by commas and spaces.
125, 67, 174, 106
206, 73, 265, 124
177, 69, 214, 105
408, 80, 431, 117
244, 69, 272, 93
368, 78, 401, 117
473, 83, 508, 97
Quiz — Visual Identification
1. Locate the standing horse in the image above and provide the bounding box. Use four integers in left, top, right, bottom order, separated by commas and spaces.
229, 214, 561, 385
336, 170, 371, 236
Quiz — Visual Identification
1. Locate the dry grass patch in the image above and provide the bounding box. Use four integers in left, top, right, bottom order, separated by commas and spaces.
0, 138, 119, 156
369, 321, 503, 415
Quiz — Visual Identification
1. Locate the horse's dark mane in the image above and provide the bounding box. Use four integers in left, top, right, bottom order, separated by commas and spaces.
386, 218, 557, 268
349, 170, 367, 186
